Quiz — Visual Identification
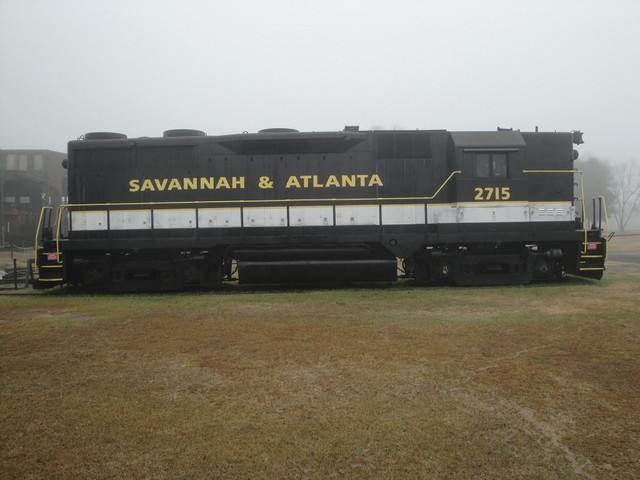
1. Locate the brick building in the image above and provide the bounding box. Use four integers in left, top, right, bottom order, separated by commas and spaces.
0, 149, 67, 245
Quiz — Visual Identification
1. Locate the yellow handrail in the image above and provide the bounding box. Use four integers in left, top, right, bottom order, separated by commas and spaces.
33, 206, 52, 268
54, 206, 65, 264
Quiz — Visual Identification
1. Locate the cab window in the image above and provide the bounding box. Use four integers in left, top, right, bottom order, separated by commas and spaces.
474, 153, 508, 178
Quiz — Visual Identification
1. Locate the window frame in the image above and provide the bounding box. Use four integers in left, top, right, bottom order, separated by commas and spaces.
472, 151, 510, 179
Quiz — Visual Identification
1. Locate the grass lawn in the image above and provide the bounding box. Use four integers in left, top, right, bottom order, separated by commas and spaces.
1, 239, 639, 479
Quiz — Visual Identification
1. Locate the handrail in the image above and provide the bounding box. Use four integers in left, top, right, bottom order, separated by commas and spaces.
592, 195, 610, 233
593, 195, 610, 260
34, 206, 52, 268
54, 205, 65, 264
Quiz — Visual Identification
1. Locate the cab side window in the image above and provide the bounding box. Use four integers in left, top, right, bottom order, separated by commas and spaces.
492, 153, 508, 177
474, 154, 491, 177
474, 153, 508, 178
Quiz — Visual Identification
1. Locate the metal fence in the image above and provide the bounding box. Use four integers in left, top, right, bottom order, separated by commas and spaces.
0, 244, 33, 289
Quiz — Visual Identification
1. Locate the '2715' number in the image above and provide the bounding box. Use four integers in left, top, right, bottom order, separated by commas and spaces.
474, 187, 511, 201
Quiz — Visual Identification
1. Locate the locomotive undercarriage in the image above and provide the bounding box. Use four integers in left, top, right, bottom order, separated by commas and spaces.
35, 231, 605, 290
58, 244, 571, 290
48, 243, 398, 291
405, 242, 570, 286
66, 249, 228, 291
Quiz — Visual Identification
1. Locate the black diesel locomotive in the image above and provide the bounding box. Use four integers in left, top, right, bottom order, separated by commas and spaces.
33, 127, 607, 290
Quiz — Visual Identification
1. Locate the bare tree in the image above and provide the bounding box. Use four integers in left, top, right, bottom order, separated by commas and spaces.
610, 160, 640, 232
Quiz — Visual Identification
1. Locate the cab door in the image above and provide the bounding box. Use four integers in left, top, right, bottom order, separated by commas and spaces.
450, 132, 527, 227
467, 150, 513, 203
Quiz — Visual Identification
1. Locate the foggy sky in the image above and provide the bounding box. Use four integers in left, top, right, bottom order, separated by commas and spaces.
1, 0, 639, 163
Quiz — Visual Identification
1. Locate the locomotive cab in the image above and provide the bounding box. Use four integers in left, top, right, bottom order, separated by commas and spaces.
404, 130, 605, 285
452, 130, 527, 206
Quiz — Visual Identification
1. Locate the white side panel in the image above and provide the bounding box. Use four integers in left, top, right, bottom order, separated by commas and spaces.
529, 203, 574, 222
427, 202, 573, 224
67, 202, 575, 232
109, 210, 152, 230
289, 206, 333, 227
381, 204, 425, 225
243, 207, 288, 227
153, 209, 197, 229
335, 205, 379, 226
71, 211, 108, 231
457, 204, 529, 223
198, 208, 242, 228
427, 205, 458, 224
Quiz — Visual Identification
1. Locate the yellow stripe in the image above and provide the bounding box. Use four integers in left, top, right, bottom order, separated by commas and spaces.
199, 207, 243, 211
40, 265, 63, 269
384, 203, 425, 207
154, 208, 197, 213
289, 205, 335, 210
106, 209, 152, 214
579, 267, 605, 271
457, 201, 530, 206
39, 278, 64, 282
523, 169, 579, 174
72, 210, 108, 215
580, 255, 603, 259
34, 206, 51, 268
335, 204, 380, 209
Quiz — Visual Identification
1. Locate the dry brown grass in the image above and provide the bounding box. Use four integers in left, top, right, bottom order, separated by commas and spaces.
1, 271, 639, 479
608, 233, 640, 252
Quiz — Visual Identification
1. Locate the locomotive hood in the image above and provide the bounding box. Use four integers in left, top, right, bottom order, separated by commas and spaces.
450, 131, 526, 149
